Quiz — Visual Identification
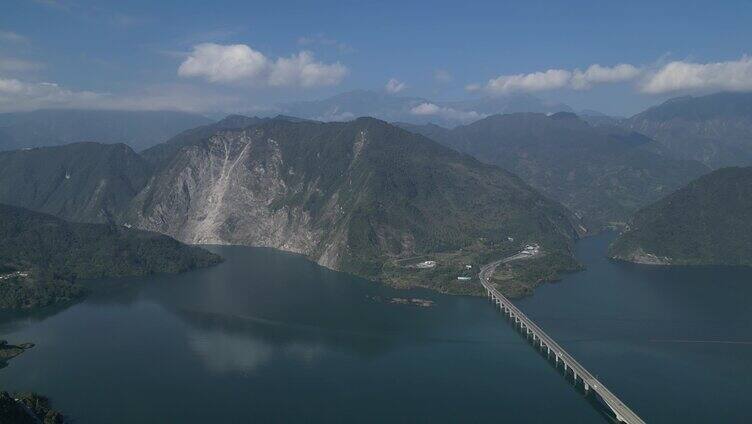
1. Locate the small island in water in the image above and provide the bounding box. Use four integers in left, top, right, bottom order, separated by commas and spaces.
367, 295, 435, 307
0, 340, 34, 368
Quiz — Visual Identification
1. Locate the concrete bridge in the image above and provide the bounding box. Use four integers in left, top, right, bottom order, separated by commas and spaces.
480, 254, 645, 424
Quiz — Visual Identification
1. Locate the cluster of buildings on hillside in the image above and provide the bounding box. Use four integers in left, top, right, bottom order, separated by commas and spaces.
0, 271, 29, 281
522, 244, 540, 256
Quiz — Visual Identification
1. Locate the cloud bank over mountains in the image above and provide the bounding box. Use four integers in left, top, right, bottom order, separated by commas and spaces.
641, 56, 752, 94
409, 102, 484, 123
470, 56, 752, 95
2, 26, 752, 116
385, 78, 407, 94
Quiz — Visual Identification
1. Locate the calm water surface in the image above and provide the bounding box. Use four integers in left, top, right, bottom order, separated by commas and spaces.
0, 233, 750, 423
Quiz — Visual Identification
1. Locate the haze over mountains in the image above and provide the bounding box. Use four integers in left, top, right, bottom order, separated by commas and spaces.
401, 112, 709, 229
619, 92, 752, 169
277, 90, 573, 126
0, 109, 212, 152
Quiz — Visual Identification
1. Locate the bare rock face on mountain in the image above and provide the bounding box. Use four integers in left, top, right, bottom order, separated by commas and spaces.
0, 116, 583, 294
129, 117, 582, 287
132, 128, 320, 254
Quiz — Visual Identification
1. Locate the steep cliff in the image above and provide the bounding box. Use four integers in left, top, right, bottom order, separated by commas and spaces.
129, 117, 582, 289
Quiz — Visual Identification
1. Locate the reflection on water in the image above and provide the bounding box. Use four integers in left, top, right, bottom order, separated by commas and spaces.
0, 237, 750, 423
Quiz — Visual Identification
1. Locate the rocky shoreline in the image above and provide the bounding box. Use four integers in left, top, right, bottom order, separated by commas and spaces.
0, 340, 34, 368
611, 248, 671, 265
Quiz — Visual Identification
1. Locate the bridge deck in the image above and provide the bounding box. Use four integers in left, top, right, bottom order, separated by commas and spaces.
480, 254, 645, 424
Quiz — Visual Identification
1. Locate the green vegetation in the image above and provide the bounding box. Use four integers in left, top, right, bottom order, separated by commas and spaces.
0, 142, 152, 223
0, 391, 65, 423
403, 112, 708, 230
0, 116, 583, 297
609, 167, 752, 266
0, 276, 86, 310
491, 252, 582, 298
0, 204, 222, 310
380, 241, 516, 295
258, 118, 583, 291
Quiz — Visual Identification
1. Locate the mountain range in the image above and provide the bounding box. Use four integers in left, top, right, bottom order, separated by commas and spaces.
278, 90, 572, 127
0, 116, 583, 295
4, 90, 752, 298
609, 166, 752, 266
619, 92, 752, 169
399, 112, 709, 230
0, 109, 213, 152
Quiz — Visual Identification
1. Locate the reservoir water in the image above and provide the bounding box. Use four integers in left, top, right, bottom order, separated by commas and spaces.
1, 233, 750, 423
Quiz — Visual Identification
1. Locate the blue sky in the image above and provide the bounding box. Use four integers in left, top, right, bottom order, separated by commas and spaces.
3, 0, 752, 116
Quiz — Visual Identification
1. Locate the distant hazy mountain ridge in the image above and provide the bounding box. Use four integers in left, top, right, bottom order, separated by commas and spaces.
279, 90, 572, 127
0, 109, 213, 152
400, 112, 709, 230
621, 92, 752, 168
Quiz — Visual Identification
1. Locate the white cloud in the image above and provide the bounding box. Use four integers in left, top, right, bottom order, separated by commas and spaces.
0, 30, 28, 43
434, 69, 452, 83
385, 78, 406, 94
571, 64, 641, 90
485, 69, 571, 94
641, 56, 752, 94
178, 43, 269, 83
0, 77, 255, 113
0, 57, 44, 72
464, 83, 482, 92
474, 63, 643, 94
269, 51, 348, 87
410, 102, 484, 123
178, 43, 348, 88
0, 77, 104, 111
